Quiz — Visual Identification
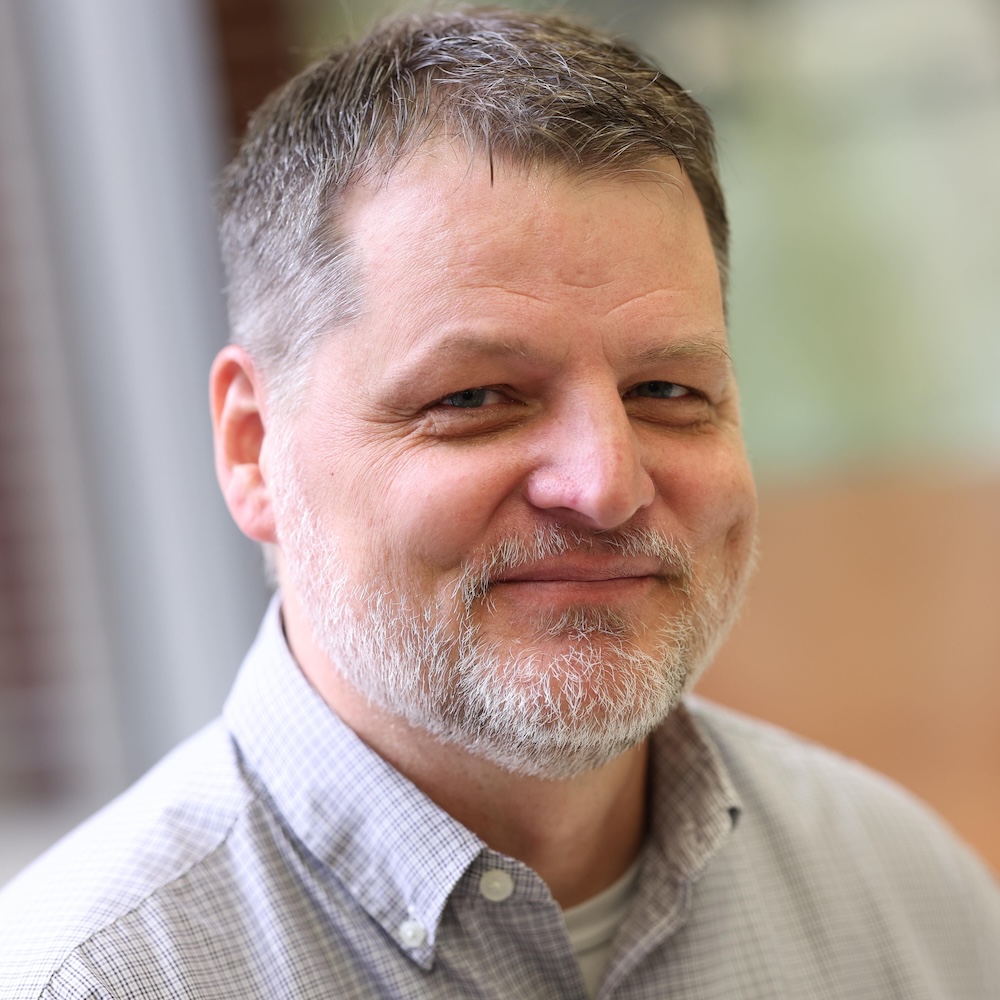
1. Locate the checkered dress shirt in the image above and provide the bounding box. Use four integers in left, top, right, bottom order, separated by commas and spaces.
3, 597, 999, 998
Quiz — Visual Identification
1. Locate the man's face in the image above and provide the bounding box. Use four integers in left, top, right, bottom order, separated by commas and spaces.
270, 148, 757, 778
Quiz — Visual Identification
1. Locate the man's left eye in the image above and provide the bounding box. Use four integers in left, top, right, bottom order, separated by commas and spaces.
439, 387, 505, 408
627, 381, 691, 399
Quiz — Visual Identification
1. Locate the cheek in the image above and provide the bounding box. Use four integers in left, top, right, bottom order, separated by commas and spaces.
352, 451, 527, 572
654, 439, 757, 547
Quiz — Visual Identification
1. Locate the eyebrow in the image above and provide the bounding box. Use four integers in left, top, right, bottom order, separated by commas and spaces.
424, 334, 550, 363
629, 338, 733, 368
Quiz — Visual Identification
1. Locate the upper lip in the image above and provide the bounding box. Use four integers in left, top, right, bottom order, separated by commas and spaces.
493, 557, 665, 584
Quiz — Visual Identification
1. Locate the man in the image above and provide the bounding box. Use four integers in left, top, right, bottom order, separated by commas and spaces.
2, 7, 998, 998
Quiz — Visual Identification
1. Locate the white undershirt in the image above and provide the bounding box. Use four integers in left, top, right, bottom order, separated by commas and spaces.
562, 859, 641, 998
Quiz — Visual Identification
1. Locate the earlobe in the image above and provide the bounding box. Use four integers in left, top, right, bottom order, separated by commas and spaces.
210, 345, 278, 544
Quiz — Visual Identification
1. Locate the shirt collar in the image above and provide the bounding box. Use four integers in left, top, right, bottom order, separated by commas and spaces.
647, 696, 742, 881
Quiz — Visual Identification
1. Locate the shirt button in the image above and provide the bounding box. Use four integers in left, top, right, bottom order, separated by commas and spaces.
398, 918, 427, 948
479, 869, 514, 902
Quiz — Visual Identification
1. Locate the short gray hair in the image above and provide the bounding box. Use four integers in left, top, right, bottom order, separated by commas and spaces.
218, 5, 729, 409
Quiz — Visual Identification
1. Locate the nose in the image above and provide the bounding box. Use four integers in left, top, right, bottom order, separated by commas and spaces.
524, 392, 655, 531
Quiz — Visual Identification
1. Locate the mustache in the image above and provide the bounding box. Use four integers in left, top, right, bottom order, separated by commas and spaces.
455, 523, 694, 606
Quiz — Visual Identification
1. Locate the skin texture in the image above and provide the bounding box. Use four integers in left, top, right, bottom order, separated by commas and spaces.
211, 147, 758, 906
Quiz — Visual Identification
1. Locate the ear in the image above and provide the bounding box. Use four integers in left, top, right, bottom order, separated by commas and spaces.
210, 345, 278, 544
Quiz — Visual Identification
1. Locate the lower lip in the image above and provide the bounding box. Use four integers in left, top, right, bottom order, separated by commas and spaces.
489, 576, 661, 604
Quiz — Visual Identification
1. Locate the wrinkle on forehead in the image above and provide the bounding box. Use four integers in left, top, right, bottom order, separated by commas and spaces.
462, 284, 549, 306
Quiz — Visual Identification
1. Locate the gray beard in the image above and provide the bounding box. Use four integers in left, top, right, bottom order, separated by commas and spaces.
277, 471, 748, 779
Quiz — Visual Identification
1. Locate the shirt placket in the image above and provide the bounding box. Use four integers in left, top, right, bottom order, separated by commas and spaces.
435, 853, 590, 1000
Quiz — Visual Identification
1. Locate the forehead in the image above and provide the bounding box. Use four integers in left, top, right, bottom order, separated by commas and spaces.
334, 146, 724, 367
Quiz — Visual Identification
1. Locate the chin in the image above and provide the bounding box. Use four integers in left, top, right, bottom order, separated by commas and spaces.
414, 631, 693, 779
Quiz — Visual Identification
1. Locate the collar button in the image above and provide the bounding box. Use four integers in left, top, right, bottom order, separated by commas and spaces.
479, 869, 515, 902
398, 918, 427, 948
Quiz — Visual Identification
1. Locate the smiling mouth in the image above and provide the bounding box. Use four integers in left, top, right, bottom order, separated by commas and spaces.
459, 527, 695, 607
491, 575, 658, 592
486, 559, 672, 607
493, 557, 666, 586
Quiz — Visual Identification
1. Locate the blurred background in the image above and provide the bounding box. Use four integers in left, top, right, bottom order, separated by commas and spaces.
0, 0, 997, 882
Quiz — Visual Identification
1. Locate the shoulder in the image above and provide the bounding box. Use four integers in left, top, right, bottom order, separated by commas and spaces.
687, 696, 991, 871
689, 698, 951, 827
0, 721, 255, 999
685, 697, 1000, 983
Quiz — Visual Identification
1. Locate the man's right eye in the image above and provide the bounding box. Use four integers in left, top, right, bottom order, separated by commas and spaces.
439, 388, 503, 408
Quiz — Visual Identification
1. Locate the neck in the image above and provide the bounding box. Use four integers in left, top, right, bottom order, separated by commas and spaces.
370, 717, 650, 909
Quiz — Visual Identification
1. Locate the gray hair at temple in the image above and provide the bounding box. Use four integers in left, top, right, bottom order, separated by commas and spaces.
218, 5, 729, 410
